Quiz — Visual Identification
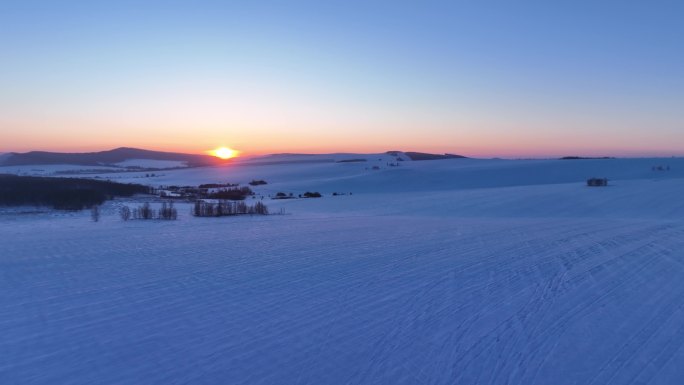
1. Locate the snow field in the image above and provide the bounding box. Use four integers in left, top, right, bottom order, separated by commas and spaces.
2, 157, 684, 384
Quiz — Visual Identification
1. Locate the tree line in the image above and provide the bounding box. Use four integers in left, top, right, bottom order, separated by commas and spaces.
0, 174, 150, 210
193, 200, 268, 217
119, 202, 178, 220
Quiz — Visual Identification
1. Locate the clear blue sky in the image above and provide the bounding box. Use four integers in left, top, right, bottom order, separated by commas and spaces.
1, 0, 682, 157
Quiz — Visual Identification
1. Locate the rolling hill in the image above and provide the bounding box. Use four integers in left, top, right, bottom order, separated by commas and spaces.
0, 147, 223, 168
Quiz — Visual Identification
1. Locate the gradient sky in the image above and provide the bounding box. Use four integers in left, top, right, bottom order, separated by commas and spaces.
1, 0, 682, 157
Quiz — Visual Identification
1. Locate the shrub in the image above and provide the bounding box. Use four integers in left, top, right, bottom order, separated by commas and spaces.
249, 180, 268, 186
120, 206, 131, 221
302, 192, 322, 198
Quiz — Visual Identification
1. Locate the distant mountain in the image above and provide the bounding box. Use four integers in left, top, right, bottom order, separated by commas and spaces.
560, 156, 615, 160
243, 151, 469, 165
0, 147, 224, 167
390, 151, 467, 161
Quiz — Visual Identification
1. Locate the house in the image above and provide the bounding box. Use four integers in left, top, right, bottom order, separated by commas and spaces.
587, 178, 608, 187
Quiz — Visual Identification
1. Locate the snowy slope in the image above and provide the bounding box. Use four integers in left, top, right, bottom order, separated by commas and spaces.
0, 162, 177, 176
2, 158, 684, 384
112, 159, 188, 169
94, 156, 684, 194
0, 164, 122, 175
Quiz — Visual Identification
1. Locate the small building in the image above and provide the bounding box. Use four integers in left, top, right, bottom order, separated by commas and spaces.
159, 190, 182, 198
587, 178, 608, 187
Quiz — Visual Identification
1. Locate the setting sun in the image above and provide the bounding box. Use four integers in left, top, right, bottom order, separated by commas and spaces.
210, 147, 238, 160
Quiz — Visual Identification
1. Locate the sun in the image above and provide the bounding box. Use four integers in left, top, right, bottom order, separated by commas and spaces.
210, 147, 238, 160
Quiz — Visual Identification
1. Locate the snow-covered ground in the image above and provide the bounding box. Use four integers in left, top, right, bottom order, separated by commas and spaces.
111, 159, 188, 169
0, 158, 189, 176
0, 164, 122, 175
2, 157, 684, 384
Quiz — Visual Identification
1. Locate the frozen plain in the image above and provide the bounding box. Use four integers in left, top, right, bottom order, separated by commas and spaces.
2, 156, 684, 384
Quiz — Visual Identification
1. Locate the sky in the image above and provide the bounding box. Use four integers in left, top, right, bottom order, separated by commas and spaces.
0, 0, 682, 158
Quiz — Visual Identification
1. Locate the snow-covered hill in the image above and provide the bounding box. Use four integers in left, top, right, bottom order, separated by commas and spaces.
0, 147, 223, 171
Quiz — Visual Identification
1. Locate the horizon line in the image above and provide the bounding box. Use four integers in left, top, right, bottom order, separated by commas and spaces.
1, 145, 683, 161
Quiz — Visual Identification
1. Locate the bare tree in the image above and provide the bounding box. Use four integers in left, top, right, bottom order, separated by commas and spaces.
120, 206, 131, 221
133, 203, 154, 219
90, 205, 100, 222
192, 199, 269, 217
158, 201, 178, 220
